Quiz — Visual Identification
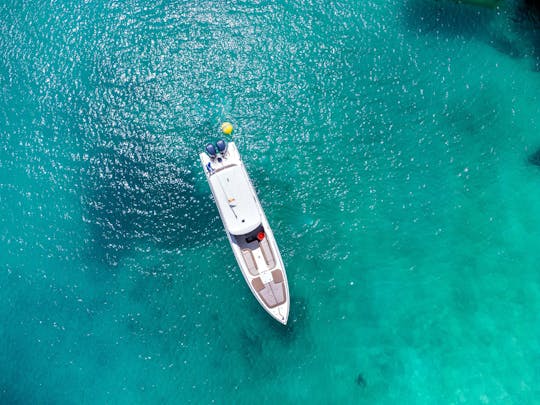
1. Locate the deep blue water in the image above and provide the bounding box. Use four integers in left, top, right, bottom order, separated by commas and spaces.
2, 0, 540, 403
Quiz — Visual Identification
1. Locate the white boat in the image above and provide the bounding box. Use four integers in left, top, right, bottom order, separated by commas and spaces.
199, 140, 290, 324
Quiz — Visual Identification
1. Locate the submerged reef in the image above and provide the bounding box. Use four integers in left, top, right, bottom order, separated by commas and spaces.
457, 0, 502, 7
523, 0, 540, 21
528, 148, 540, 166
524, 0, 540, 13
451, 0, 540, 15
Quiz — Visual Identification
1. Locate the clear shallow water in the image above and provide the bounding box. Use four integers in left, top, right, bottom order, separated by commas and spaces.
1, 0, 540, 403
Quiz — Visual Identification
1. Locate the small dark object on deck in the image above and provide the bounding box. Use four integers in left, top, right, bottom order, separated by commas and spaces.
528, 149, 540, 166
355, 373, 367, 388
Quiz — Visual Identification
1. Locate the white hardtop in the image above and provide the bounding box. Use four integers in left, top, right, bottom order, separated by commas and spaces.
209, 164, 261, 235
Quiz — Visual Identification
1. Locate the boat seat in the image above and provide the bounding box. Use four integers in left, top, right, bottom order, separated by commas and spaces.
259, 237, 276, 268
256, 280, 286, 308
251, 277, 265, 292
271, 269, 283, 283
242, 249, 258, 275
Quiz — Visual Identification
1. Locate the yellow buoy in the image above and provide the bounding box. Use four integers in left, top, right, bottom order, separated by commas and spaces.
221, 122, 233, 135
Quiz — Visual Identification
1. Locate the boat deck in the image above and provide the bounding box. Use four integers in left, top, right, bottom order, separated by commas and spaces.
233, 227, 276, 276
232, 228, 286, 308
251, 269, 287, 308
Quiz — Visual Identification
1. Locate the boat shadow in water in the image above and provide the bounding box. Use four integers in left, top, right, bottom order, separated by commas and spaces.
80, 144, 214, 266
77, 111, 217, 266
77, 48, 224, 267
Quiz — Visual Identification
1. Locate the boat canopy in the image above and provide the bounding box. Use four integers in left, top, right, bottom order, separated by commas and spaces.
209, 165, 261, 235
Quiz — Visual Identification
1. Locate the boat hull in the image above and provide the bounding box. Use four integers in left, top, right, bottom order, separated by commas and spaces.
200, 142, 290, 324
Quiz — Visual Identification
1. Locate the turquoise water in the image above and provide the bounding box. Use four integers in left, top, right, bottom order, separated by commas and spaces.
2, 0, 540, 402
